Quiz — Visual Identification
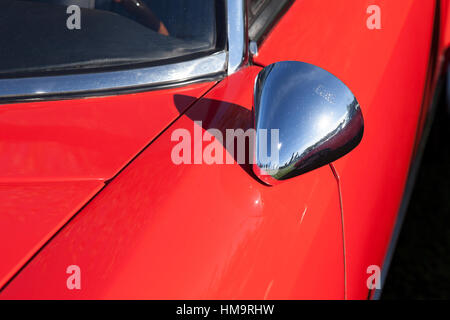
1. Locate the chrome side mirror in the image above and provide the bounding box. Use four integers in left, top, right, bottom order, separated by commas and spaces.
253, 61, 364, 185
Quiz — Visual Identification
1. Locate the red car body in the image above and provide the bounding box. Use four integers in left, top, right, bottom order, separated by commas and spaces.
0, 0, 449, 299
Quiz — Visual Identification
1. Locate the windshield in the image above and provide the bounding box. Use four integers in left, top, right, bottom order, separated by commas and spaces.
0, 0, 223, 77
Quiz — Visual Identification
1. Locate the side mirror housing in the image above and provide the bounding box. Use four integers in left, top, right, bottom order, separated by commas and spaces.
253, 61, 364, 185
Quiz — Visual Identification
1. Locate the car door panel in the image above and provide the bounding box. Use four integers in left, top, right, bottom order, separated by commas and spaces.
254, 0, 435, 298
0, 67, 345, 299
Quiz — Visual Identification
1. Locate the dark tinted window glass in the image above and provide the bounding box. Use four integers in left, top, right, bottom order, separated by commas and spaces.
0, 0, 220, 77
247, 0, 292, 42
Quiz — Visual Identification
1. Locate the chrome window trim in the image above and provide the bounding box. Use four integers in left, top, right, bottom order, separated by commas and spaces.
227, 0, 247, 75
0, 0, 246, 101
0, 52, 227, 100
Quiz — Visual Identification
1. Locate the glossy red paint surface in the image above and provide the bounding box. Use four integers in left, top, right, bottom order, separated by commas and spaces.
442, 0, 450, 48
0, 181, 103, 289
0, 67, 345, 299
254, 0, 436, 298
0, 83, 213, 182
0, 83, 214, 290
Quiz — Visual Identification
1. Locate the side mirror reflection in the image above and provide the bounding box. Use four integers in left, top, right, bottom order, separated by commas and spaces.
253, 61, 364, 185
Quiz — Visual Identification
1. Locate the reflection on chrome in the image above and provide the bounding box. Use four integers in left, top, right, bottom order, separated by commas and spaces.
227, 0, 247, 75
253, 61, 364, 186
0, 52, 227, 101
